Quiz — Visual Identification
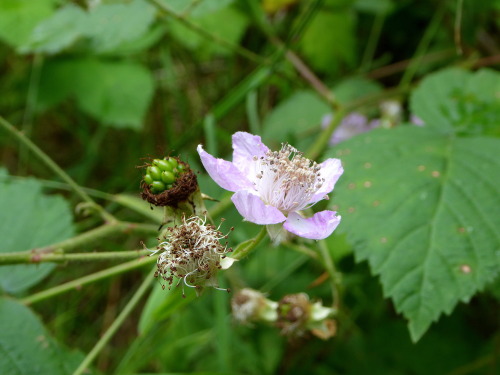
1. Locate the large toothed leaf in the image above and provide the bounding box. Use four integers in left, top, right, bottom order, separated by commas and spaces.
410, 68, 500, 136
326, 126, 500, 341
0, 298, 85, 374
0, 170, 74, 294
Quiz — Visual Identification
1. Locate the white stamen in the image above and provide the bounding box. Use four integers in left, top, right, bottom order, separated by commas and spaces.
252, 144, 323, 212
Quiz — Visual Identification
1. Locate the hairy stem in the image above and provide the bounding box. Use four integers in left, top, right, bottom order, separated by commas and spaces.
317, 240, 341, 310
0, 116, 116, 223
72, 270, 155, 375
21, 257, 155, 305
231, 227, 267, 261
0, 249, 150, 265
0, 221, 158, 265
399, 1, 447, 88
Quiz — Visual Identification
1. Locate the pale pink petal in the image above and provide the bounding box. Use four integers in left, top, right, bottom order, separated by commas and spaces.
309, 158, 344, 204
283, 211, 340, 240
232, 132, 269, 175
197, 145, 253, 192
231, 190, 286, 225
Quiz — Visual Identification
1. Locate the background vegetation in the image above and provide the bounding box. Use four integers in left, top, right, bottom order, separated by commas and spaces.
0, 0, 499, 374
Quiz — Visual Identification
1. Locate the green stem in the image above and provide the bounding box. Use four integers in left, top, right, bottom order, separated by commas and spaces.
360, 12, 385, 73
317, 240, 341, 310
0, 116, 116, 223
399, 1, 447, 89
19, 53, 43, 173
7, 221, 156, 257
72, 270, 156, 375
0, 249, 150, 265
231, 227, 267, 261
21, 257, 155, 305
148, 0, 266, 65
284, 49, 338, 108
284, 242, 319, 260
306, 108, 347, 161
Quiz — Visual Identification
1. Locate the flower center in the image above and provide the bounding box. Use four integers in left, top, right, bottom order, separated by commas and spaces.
253, 144, 324, 212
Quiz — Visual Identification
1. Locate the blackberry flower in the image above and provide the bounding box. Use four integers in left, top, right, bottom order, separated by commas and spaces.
198, 132, 343, 241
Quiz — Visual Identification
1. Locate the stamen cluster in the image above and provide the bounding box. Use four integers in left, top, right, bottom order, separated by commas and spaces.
152, 216, 233, 291
254, 144, 325, 212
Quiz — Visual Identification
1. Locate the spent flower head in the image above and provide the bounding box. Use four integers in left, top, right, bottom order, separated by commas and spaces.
149, 215, 234, 295
197, 132, 343, 242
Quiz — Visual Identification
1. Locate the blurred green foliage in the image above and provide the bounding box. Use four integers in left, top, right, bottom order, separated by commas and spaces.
0, 0, 499, 374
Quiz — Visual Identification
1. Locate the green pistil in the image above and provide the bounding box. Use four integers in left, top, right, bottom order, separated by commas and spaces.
145, 157, 186, 194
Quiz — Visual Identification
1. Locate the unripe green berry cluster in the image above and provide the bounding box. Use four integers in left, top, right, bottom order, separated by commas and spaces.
144, 157, 186, 194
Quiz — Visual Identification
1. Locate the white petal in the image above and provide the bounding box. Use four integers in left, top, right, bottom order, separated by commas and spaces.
197, 144, 253, 192
231, 190, 286, 225
283, 211, 341, 240
309, 158, 344, 204
232, 132, 269, 178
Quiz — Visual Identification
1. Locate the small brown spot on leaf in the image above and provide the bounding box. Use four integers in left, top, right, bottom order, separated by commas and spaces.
418, 165, 426, 172
348, 207, 355, 213
373, 200, 380, 207
331, 204, 339, 210
460, 264, 471, 274
364, 181, 372, 188
380, 237, 387, 243
364, 162, 372, 169
348, 183, 356, 190
457, 227, 466, 233
36, 335, 49, 349
431, 171, 440, 178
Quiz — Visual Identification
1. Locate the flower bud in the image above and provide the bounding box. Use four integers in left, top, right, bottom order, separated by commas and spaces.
276, 293, 336, 340
231, 288, 278, 325
150, 215, 234, 295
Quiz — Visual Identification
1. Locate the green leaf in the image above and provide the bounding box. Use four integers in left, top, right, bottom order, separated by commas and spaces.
139, 283, 195, 334
84, 0, 156, 52
169, 5, 249, 57
410, 68, 500, 136
354, 0, 395, 15
333, 76, 383, 104
326, 126, 500, 341
162, 0, 234, 15
0, 171, 74, 294
0, 0, 55, 48
299, 9, 357, 74
38, 57, 154, 129
0, 297, 85, 374
21, 0, 156, 54
20, 4, 87, 54
263, 90, 331, 140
